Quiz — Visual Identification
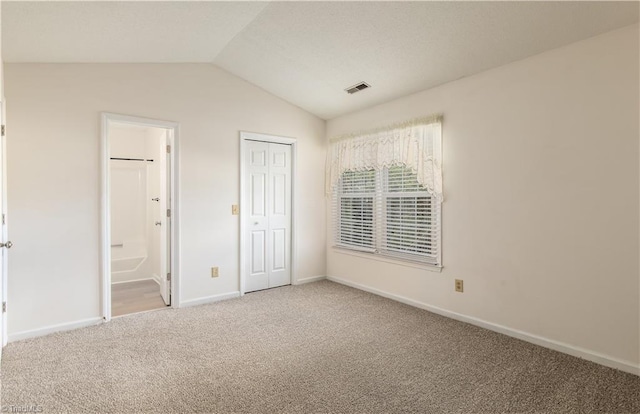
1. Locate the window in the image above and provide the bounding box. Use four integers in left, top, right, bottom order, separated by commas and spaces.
327, 116, 442, 266
334, 165, 441, 266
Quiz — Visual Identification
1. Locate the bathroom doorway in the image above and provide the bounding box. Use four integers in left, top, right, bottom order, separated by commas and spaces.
101, 113, 179, 320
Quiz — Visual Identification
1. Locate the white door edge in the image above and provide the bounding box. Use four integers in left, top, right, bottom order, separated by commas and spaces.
159, 130, 171, 305
1, 99, 7, 348
239, 132, 297, 296
100, 113, 180, 322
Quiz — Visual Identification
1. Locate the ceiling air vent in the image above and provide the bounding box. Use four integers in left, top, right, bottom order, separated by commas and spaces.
345, 82, 371, 94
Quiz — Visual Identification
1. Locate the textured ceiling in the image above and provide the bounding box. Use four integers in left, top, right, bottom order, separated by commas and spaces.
3, 1, 638, 119
2, 2, 269, 62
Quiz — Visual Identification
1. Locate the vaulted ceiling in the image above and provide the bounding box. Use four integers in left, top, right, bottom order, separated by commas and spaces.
3, 1, 638, 119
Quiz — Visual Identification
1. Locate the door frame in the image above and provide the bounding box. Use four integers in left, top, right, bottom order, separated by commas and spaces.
100, 112, 181, 321
1, 99, 7, 348
239, 132, 297, 296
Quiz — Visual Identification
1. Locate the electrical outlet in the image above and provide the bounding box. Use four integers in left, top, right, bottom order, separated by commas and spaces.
211, 267, 219, 278
231, 205, 240, 215
455, 279, 464, 293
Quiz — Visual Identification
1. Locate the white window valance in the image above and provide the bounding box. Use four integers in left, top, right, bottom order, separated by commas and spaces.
326, 115, 443, 201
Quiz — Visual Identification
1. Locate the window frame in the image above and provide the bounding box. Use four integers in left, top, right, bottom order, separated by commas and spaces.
333, 166, 442, 269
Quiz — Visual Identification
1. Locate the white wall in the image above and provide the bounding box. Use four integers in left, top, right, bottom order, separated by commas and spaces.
1, 0, 3, 101
5, 64, 326, 337
326, 25, 640, 371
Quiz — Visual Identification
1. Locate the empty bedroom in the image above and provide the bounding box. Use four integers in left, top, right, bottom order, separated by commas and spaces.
0, 1, 638, 413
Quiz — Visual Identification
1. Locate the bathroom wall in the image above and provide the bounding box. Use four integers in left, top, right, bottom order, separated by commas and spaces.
110, 124, 164, 284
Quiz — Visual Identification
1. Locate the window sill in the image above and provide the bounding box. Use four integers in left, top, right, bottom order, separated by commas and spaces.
332, 246, 442, 273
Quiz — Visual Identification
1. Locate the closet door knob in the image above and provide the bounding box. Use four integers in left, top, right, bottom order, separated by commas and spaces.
0, 241, 12, 249
155, 221, 162, 226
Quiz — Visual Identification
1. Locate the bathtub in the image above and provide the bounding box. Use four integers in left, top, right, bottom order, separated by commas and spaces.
111, 240, 148, 282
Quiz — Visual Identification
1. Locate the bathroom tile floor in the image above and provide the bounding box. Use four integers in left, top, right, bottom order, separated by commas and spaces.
111, 279, 168, 317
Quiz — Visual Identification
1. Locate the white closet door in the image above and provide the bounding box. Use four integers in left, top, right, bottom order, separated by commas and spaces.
245, 141, 291, 293
267, 143, 292, 288
246, 141, 270, 292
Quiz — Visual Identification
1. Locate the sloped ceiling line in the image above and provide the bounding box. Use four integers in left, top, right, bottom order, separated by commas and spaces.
3, 1, 638, 119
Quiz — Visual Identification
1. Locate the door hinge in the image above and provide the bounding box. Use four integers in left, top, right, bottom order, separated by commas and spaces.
2, 302, 6, 313
166, 273, 171, 281
1, 125, 5, 137
166, 145, 171, 153
2, 214, 5, 225
167, 209, 171, 218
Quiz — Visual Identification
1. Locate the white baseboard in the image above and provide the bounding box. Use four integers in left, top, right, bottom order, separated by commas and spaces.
327, 276, 639, 376
295, 275, 326, 285
151, 274, 161, 286
8, 317, 103, 343
180, 291, 240, 308
111, 277, 155, 285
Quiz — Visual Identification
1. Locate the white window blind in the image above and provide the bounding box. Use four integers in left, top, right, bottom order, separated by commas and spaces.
380, 166, 440, 263
335, 170, 376, 252
333, 165, 441, 266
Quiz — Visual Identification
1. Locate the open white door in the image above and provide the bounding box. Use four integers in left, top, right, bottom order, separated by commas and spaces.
244, 141, 292, 293
159, 132, 171, 305
0, 100, 9, 347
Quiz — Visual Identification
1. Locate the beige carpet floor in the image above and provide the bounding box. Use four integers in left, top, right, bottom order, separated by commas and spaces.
1, 281, 638, 413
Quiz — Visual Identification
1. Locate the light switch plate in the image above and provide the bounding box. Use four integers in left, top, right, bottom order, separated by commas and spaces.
211, 267, 219, 278
232, 205, 239, 215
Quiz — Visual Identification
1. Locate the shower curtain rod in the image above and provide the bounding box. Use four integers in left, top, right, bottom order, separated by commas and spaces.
110, 157, 154, 162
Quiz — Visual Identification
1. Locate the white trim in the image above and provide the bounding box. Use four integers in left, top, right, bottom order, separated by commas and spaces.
1, 99, 7, 348
101, 112, 179, 130
8, 317, 103, 343
101, 113, 181, 323
110, 277, 157, 285
326, 275, 640, 376
180, 291, 240, 308
239, 131, 298, 295
294, 275, 326, 285
100, 113, 110, 321
112, 306, 167, 319
241, 131, 297, 146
